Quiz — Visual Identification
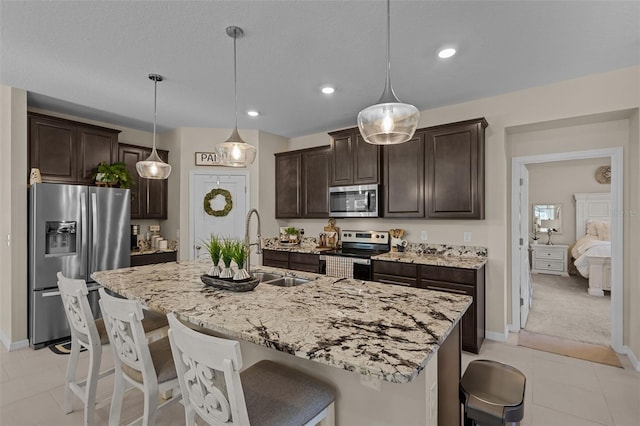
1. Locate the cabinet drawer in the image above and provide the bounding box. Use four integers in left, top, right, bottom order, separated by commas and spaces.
535, 247, 565, 260
130, 251, 177, 267
372, 261, 418, 278
373, 273, 417, 288
419, 280, 474, 297
289, 252, 319, 266
262, 250, 289, 262
420, 265, 476, 285
534, 259, 565, 271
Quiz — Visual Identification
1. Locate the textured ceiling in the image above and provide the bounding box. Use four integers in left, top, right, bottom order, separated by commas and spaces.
1, 1, 639, 138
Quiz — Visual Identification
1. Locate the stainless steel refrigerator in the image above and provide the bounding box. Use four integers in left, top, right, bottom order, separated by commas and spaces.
28, 183, 130, 348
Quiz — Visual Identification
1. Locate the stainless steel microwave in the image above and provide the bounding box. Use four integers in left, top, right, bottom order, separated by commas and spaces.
329, 184, 379, 217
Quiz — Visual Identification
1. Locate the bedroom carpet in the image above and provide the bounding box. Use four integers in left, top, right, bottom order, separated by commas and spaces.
524, 273, 610, 347
519, 330, 622, 368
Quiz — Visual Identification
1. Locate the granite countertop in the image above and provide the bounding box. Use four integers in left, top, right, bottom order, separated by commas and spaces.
92, 260, 470, 384
372, 252, 487, 269
130, 249, 177, 256
261, 237, 335, 254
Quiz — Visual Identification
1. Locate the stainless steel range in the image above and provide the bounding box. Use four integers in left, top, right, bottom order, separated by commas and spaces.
324, 230, 389, 280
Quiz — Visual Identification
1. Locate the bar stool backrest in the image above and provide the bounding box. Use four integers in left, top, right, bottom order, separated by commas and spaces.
98, 288, 158, 391
167, 312, 249, 426
57, 272, 99, 349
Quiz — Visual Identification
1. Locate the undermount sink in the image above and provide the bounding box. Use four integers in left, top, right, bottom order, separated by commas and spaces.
252, 272, 310, 287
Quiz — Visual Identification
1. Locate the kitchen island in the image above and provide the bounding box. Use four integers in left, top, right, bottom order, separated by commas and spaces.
93, 260, 471, 425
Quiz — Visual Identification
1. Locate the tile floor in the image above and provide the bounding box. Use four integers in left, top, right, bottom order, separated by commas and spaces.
1, 334, 639, 425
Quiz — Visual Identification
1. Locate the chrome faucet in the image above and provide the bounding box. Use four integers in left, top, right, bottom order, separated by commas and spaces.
244, 208, 261, 274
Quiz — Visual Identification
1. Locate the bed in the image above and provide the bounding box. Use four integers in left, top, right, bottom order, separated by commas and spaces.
572, 192, 611, 296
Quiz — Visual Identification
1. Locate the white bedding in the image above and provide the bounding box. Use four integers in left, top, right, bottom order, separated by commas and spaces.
572, 236, 611, 278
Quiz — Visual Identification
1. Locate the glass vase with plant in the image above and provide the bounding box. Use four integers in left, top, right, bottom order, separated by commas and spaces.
203, 234, 222, 277
231, 241, 250, 281
219, 238, 235, 279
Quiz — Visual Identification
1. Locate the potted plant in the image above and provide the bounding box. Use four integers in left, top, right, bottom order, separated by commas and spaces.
93, 161, 134, 189
203, 234, 222, 277
284, 226, 299, 244
231, 241, 250, 281
219, 238, 235, 279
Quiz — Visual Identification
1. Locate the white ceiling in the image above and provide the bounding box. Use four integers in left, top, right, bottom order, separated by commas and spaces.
1, 1, 639, 138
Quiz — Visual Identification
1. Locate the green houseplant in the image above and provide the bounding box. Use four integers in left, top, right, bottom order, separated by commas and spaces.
284, 226, 299, 243
203, 234, 223, 277
219, 238, 235, 279
231, 241, 250, 281
93, 161, 134, 189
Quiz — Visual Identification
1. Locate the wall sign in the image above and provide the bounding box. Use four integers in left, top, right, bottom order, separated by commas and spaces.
195, 152, 224, 166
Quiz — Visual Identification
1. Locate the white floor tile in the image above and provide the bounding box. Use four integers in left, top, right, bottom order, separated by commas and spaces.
530, 404, 611, 426
533, 354, 601, 392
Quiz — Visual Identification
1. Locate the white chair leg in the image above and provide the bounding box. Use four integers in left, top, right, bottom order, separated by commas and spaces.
64, 339, 80, 414
109, 371, 126, 426
84, 343, 101, 426
318, 402, 335, 426
142, 387, 158, 426
185, 406, 196, 426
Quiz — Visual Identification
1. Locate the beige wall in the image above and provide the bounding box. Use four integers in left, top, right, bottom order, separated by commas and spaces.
527, 157, 612, 246
0, 86, 28, 349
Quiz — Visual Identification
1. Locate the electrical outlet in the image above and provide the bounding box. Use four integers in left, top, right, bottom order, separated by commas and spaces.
360, 374, 381, 391
421, 230, 428, 241
464, 231, 472, 242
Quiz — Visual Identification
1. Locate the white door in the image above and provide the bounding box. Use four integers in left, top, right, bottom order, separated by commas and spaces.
519, 165, 531, 328
191, 172, 248, 260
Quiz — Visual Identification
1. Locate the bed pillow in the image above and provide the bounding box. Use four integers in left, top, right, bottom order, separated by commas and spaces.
596, 221, 611, 241
585, 220, 600, 236
571, 234, 598, 258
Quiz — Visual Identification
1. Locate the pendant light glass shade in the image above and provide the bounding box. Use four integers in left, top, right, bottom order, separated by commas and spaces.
357, 0, 419, 145
136, 74, 172, 179
215, 26, 256, 168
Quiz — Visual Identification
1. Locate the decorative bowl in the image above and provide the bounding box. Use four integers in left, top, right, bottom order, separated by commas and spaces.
200, 275, 259, 292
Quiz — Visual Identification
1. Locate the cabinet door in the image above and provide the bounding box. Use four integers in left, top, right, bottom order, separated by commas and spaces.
383, 132, 424, 217
262, 250, 289, 269
118, 144, 145, 218
425, 118, 486, 219
77, 126, 119, 184
289, 252, 320, 273
302, 146, 331, 218
145, 149, 169, 219
29, 114, 78, 183
275, 152, 302, 218
353, 133, 381, 184
329, 131, 353, 186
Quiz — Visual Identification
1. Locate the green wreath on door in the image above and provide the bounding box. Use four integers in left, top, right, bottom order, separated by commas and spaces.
204, 188, 233, 217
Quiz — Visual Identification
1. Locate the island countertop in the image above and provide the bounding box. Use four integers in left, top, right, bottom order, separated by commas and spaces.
92, 260, 470, 384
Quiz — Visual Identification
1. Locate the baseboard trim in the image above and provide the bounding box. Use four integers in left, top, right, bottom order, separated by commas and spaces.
0, 330, 29, 352
486, 328, 508, 342
623, 345, 640, 371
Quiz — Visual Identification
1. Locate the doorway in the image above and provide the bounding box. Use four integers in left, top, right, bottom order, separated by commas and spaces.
511, 148, 623, 353
190, 171, 249, 260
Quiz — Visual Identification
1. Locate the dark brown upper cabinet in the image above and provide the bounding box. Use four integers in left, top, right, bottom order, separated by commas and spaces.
118, 143, 169, 220
383, 132, 425, 217
425, 118, 487, 219
328, 128, 381, 186
28, 112, 119, 184
275, 146, 330, 219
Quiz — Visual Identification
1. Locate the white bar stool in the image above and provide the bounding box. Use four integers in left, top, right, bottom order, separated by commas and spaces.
57, 272, 169, 426
167, 312, 336, 426
98, 288, 181, 426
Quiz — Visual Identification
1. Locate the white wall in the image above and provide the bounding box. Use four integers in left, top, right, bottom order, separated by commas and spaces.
528, 158, 611, 245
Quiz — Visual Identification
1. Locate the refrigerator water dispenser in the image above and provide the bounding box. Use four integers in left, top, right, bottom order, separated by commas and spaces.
45, 221, 77, 255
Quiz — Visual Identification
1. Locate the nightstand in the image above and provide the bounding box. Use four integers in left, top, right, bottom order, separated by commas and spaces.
531, 244, 569, 276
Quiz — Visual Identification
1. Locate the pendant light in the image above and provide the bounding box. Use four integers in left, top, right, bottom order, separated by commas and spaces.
215, 26, 256, 167
357, 0, 419, 145
136, 74, 172, 179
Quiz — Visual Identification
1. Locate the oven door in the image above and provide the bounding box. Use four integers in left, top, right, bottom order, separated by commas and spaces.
329, 184, 379, 217
352, 259, 372, 281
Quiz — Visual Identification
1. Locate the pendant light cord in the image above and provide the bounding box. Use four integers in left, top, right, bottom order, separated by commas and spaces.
385, 0, 391, 87
233, 32, 238, 130
152, 77, 158, 153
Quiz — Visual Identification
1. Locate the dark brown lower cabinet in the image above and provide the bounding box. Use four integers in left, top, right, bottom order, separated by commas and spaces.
262, 250, 322, 273
438, 321, 461, 426
372, 260, 485, 354
130, 251, 177, 267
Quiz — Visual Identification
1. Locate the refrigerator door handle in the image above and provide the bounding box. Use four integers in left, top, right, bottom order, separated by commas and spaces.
80, 191, 88, 280
91, 192, 98, 275
42, 290, 61, 297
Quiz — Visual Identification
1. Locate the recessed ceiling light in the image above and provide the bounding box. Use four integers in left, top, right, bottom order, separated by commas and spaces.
438, 48, 456, 59
321, 86, 335, 95
247, 110, 259, 117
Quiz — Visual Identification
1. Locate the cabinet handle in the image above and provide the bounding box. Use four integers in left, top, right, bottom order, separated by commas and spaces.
426, 285, 467, 295
378, 278, 412, 287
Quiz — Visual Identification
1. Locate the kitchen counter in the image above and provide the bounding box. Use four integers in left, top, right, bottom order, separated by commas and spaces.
92, 259, 469, 384
372, 252, 487, 269
261, 237, 334, 254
